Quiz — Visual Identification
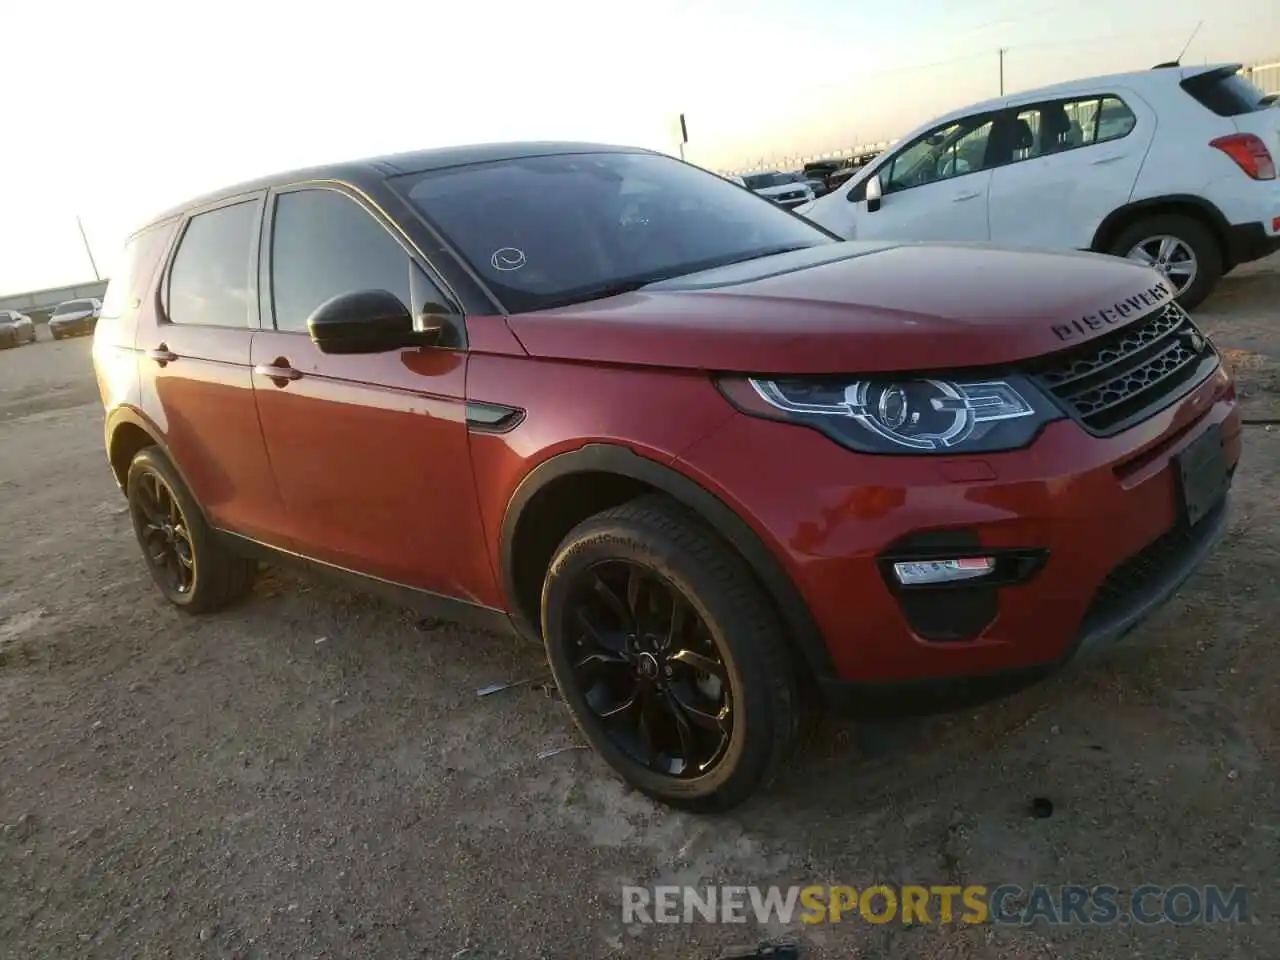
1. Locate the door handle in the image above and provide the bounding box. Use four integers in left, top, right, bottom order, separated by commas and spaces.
253, 362, 302, 382
146, 345, 177, 365
1090, 154, 1127, 165
952, 190, 981, 202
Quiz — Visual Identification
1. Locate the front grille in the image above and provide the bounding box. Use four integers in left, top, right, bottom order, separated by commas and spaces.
776, 191, 805, 203
1031, 302, 1219, 435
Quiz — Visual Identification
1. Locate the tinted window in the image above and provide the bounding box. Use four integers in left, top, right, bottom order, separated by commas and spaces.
100, 222, 178, 318
166, 200, 259, 327
269, 189, 411, 333
1008, 96, 1136, 161
1182, 69, 1268, 116
392, 151, 830, 314
743, 172, 798, 189
885, 117, 995, 192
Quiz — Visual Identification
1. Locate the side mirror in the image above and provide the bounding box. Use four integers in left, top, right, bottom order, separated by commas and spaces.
865, 174, 883, 213
307, 289, 441, 355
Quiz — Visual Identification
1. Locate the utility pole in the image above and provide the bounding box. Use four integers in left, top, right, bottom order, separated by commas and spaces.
998, 48, 1008, 96
76, 216, 100, 280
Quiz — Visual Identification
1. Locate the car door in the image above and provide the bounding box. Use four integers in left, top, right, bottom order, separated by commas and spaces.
250, 183, 496, 604
841, 113, 999, 242
139, 194, 290, 545
987, 91, 1153, 250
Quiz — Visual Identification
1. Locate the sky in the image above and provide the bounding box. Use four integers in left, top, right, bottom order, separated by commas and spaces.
1, 0, 1276, 295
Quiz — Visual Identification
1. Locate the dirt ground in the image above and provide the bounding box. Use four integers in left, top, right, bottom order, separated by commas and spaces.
1, 258, 1277, 960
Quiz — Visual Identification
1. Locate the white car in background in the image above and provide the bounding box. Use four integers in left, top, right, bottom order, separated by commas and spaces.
48, 298, 102, 340
741, 171, 815, 210
0, 310, 37, 348
799, 62, 1280, 307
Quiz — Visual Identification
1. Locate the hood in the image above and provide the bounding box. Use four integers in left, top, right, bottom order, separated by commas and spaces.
504, 241, 1179, 374
51, 310, 93, 323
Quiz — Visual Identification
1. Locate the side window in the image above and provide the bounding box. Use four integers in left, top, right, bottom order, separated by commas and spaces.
884, 117, 995, 193
1008, 96, 1137, 162
269, 189, 412, 333
166, 200, 260, 327
100, 221, 178, 319
1092, 96, 1137, 143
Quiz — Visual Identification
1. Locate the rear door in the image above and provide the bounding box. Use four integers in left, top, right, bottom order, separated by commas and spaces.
138, 194, 290, 545
987, 91, 1153, 250
847, 113, 999, 242
250, 183, 495, 603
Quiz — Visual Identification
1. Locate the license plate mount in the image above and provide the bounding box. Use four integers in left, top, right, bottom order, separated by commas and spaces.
1175, 423, 1229, 527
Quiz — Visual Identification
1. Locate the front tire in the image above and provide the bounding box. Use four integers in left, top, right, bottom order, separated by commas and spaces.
1109, 214, 1222, 310
126, 448, 256, 613
541, 495, 801, 812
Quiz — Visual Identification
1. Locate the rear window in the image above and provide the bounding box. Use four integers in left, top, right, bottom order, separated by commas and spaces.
1181, 69, 1269, 117
100, 222, 179, 319
743, 172, 798, 189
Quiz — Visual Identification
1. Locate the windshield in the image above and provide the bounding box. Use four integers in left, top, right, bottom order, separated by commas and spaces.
53, 300, 94, 316
742, 171, 801, 190
392, 151, 831, 313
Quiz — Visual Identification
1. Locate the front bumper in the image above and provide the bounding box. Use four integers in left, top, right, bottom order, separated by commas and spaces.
50, 318, 95, 337
676, 362, 1241, 705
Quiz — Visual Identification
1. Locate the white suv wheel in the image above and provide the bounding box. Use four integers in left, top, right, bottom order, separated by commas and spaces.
1125, 235, 1199, 294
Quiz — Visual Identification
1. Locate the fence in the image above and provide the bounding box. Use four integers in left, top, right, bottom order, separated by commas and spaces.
1242, 61, 1279, 95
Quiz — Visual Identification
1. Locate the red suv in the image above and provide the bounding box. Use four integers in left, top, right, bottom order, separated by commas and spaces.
93, 143, 1240, 811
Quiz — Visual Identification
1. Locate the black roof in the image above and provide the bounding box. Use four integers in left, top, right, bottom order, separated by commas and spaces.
140, 140, 651, 231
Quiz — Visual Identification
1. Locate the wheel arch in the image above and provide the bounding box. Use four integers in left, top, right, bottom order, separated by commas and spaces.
105, 407, 197, 509
498, 443, 836, 681
1090, 194, 1232, 265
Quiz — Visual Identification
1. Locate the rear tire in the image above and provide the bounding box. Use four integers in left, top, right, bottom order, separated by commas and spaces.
1108, 214, 1222, 310
541, 495, 801, 812
126, 448, 257, 614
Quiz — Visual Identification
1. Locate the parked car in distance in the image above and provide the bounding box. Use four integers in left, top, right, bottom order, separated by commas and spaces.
1262, 93, 1277, 108
94, 142, 1239, 811
799, 63, 1280, 308
741, 170, 815, 209
0, 309, 37, 347
794, 170, 829, 198
49, 298, 102, 339
803, 153, 882, 194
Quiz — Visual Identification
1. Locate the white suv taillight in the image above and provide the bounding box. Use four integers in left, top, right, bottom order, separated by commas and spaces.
1209, 133, 1277, 180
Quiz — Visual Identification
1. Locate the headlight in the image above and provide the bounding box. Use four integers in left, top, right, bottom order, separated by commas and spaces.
716, 375, 1063, 454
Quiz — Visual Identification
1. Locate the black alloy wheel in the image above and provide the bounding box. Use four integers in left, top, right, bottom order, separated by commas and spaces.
567, 559, 732, 778
132, 469, 196, 597
125, 448, 257, 613
542, 495, 803, 811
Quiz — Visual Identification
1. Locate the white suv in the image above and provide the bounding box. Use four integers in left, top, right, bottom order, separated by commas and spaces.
799, 63, 1279, 308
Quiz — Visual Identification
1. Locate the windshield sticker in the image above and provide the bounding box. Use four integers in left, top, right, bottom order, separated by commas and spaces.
490, 247, 527, 272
